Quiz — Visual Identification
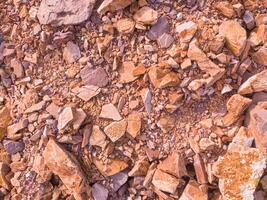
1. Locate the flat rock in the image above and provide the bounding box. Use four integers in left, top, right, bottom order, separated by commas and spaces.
116, 18, 135, 34
157, 33, 174, 49
194, 154, 208, 184
104, 120, 127, 142
0, 106, 12, 140
57, 107, 74, 130
77, 85, 100, 102
252, 46, 267, 66
127, 113, 142, 138
0, 162, 11, 190
37, 0, 95, 26
3, 140, 25, 155
147, 16, 170, 41
176, 21, 198, 43
179, 180, 208, 200
119, 61, 138, 83
133, 6, 158, 25
140, 88, 152, 114
99, 103, 122, 121
97, 0, 133, 14
80, 67, 109, 87
25, 101, 46, 114
243, 10, 255, 30
219, 20, 247, 56
46, 103, 60, 119
128, 158, 149, 177
72, 108, 86, 130
215, 1, 236, 18
10, 58, 24, 78
238, 70, 267, 94
43, 139, 91, 199
111, 172, 128, 192
157, 115, 176, 133
92, 183, 109, 200
249, 25, 267, 47
90, 125, 107, 149
7, 119, 28, 136
63, 42, 81, 64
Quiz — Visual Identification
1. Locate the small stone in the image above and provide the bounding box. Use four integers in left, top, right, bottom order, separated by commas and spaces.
25, 101, 46, 114
104, 120, 127, 142
147, 16, 170, 41
63, 41, 81, 64
3, 140, 25, 155
127, 113, 142, 138
7, 119, 28, 136
140, 88, 152, 114
233, 3, 244, 17
181, 58, 192, 70
157, 115, 176, 133
176, 21, 197, 43
209, 35, 225, 54
111, 172, 128, 192
133, 6, 158, 25
221, 84, 233, 94
199, 138, 216, 151
249, 25, 267, 47
128, 157, 150, 177
97, 0, 133, 14
100, 103, 122, 121
194, 154, 208, 184
255, 13, 267, 26
92, 183, 108, 200
143, 163, 157, 187
119, 61, 138, 83
132, 64, 146, 77
0, 106, 12, 140
116, 18, 135, 34
72, 108, 86, 130
179, 180, 208, 200
0, 162, 11, 190
57, 107, 74, 130
80, 67, 109, 87
243, 10, 255, 30
90, 125, 107, 148
157, 33, 174, 49
215, 1, 236, 18
46, 103, 60, 119
251, 46, 267, 66
10, 59, 24, 78
77, 85, 100, 102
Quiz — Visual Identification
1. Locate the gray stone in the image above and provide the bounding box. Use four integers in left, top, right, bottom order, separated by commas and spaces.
111, 172, 128, 192
147, 16, 170, 41
4, 140, 25, 155
63, 42, 81, 64
80, 67, 109, 87
92, 183, 109, 200
243, 11, 255, 30
157, 33, 174, 49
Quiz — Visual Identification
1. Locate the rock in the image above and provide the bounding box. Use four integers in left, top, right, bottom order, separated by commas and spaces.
43, 139, 91, 199
90, 125, 107, 149
80, 67, 109, 87
193, 154, 208, 184
0, 106, 12, 140
127, 113, 142, 138
128, 157, 150, 177
158, 153, 187, 178
132, 64, 146, 77
25, 101, 46, 114
0, 162, 11, 190
97, 0, 133, 14
251, 46, 267, 66
77, 85, 100, 102
249, 25, 267, 47
116, 18, 135, 34
219, 20, 247, 56
255, 13, 267, 26
104, 120, 127, 142
37, 0, 95, 26
140, 88, 152, 114
157, 33, 174, 49
238, 70, 267, 94
181, 58, 192, 70
10, 58, 24, 78
46, 103, 60, 119
93, 157, 128, 177
215, 1, 236, 18
179, 180, 208, 200
221, 84, 233, 94
243, 10, 255, 30
199, 138, 216, 151
72, 108, 86, 130
157, 115, 176, 133
176, 21, 198, 43
119, 61, 138, 83
143, 163, 157, 187
100, 103, 122, 121
147, 16, 170, 41
57, 107, 74, 130
7, 119, 28, 136
152, 169, 181, 194
111, 172, 128, 192
209, 35, 225, 54
63, 42, 81, 64
92, 183, 109, 200
133, 6, 158, 25
3, 140, 25, 155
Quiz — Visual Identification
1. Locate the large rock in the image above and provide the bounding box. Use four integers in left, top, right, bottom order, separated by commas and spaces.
97, 0, 133, 14
252, 46, 267, 66
238, 70, 267, 95
37, 0, 96, 26
43, 139, 91, 200
179, 180, 208, 200
104, 120, 127, 142
80, 67, 109, 87
215, 1, 236, 18
147, 16, 170, 41
219, 20, 247, 56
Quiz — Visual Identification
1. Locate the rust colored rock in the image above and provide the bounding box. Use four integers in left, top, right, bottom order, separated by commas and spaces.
0, 106, 12, 140
132, 64, 146, 77
176, 21, 198, 43
179, 180, 208, 200
215, 1, 236, 18
0, 162, 11, 190
127, 113, 142, 138
193, 154, 208, 184
119, 61, 138, 83
97, 0, 133, 14
116, 18, 135, 34
128, 157, 150, 177
249, 25, 267, 47
133, 6, 158, 25
104, 120, 127, 142
252, 46, 267, 66
43, 139, 91, 200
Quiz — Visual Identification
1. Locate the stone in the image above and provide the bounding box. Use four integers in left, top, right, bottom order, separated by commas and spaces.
57, 107, 74, 130
104, 120, 127, 142
219, 20, 247, 56
37, 0, 95, 26
127, 113, 142, 138
194, 154, 208, 184
111, 172, 128, 192
158, 153, 187, 178
233, 3, 244, 17
238, 70, 267, 94
46, 103, 60, 119
133, 6, 158, 25
215, 1, 236, 18
0, 106, 12, 140
77, 85, 100, 102
93, 157, 128, 177
255, 13, 267, 26
128, 157, 149, 177
72, 108, 86, 130
249, 25, 267, 47
176, 21, 197, 43
147, 16, 170, 41
140, 88, 152, 114
143, 163, 157, 187
7, 119, 28, 136
100, 103, 122, 121
0, 162, 11, 190
43, 139, 91, 199
97, 0, 133, 14
199, 138, 216, 151
80, 67, 109, 87
243, 10, 255, 30
92, 183, 108, 200
116, 18, 135, 34
181, 58, 192, 70
209, 35, 225, 54
152, 169, 181, 194
251, 46, 267, 66
25, 101, 46, 114
10, 58, 24, 78
119, 61, 138, 83
90, 125, 107, 149
157, 33, 174, 49
132, 64, 146, 77
179, 180, 208, 200
3, 140, 25, 155
157, 115, 176, 133
63, 42, 81, 64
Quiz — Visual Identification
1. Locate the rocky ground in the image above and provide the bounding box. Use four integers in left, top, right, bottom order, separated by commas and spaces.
0, 0, 267, 199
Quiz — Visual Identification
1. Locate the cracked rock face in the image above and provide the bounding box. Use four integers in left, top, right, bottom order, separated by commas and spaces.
37, 0, 96, 26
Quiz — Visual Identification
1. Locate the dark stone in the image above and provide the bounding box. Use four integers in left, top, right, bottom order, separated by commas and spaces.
80, 67, 109, 87
243, 10, 255, 30
157, 33, 174, 49
4, 140, 25, 155
147, 16, 170, 41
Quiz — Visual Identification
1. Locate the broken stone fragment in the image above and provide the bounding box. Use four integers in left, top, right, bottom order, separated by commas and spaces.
238, 70, 267, 94
0, 162, 11, 190
179, 180, 208, 200
128, 157, 150, 177
0, 106, 12, 140
215, 1, 236, 18
7, 119, 28, 136
111, 171, 128, 192
37, 0, 95, 26
3, 140, 25, 155
43, 139, 91, 200
63, 42, 81, 64
127, 113, 142, 138
25, 101, 46, 114
219, 20, 247, 56
80, 67, 109, 87
147, 16, 170, 41
243, 10, 255, 30
140, 88, 152, 114
90, 125, 107, 149
46, 103, 60, 119
119, 61, 138, 83
157, 33, 174, 49
116, 18, 135, 34
72, 108, 86, 130
10, 58, 24, 78
143, 163, 157, 187
176, 21, 198, 43
57, 107, 74, 130
199, 138, 216, 151
193, 154, 208, 184
77, 85, 100, 102
104, 120, 127, 142
133, 6, 158, 25
99, 103, 122, 121
249, 25, 267, 47
92, 183, 109, 200
157, 115, 176, 133
132, 63, 146, 77
97, 0, 133, 14
251, 46, 267, 66
152, 169, 182, 194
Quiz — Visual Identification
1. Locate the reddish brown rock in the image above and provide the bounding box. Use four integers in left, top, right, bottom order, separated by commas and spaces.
132, 64, 146, 77
249, 25, 267, 47
116, 18, 135, 34
176, 21, 198, 43
97, 0, 133, 14
57, 107, 74, 130
251, 46, 267, 66
80, 66, 109, 87
119, 61, 138, 83
0, 106, 12, 140
99, 103, 122, 121
215, 1, 236, 18
0, 162, 11, 190
133, 6, 158, 25
128, 157, 150, 177
104, 120, 127, 142
179, 180, 208, 200
193, 154, 208, 184
10, 58, 24, 78
127, 113, 142, 138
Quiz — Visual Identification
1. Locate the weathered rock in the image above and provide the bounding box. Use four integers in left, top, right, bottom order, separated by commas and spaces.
0, 162, 11, 190
143, 163, 157, 187
104, 120, 127, 142
99, 103, 122, 121
176, 21, 198, 43
147, 16, 170, 41
157, 33, 174, 49
80, 67, 109, 87
199, 138, 216, 151
0, 106, 12, 140
111, 171, 128, 192
7, 119, 28, 136
77, 85, 100, 102
25, 101, 46, 114
243, 10, 255, 30
133, 6, 158, 25
119, 61, 138, 83
179, 180, 208, 200
132, 64, 146, 77
219, 20, 247, 56
251, 46, 267, 66
157, 115, 176, 133
57, 107, 74, 130
46, 103, 60, 119
63, 42, 81, 64
238, 70, 267, 94
90, 125, 107, 149
37, 0, 95, 26
127, 113, 142, 138
128, 157, 149, 177
181, 58, 192, 70
215, 1, 236, 18
209, 35, 225, 54
3, 140, 25, 155
43, 139, 91, 199
10, 58, 24, 78
92, 183, 108, 200
194, 154, 208, 184
72, 108, 86, 130
255, 13, 267, 26
97, 0, 133, 14
249, 25, 267, 47
140, 88, 152, 114
116, 18, 135, 34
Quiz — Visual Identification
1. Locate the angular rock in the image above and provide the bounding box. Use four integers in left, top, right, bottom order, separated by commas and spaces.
92, 183, 108, 200
37, 0, 95, 26
72, 108, 86, 130
7, 119, 28, 136
147, 16, 170, 41
251, 46, 267, 66
255, 13, 267, 26
179, 180, 208, 200
193, 154, 208, 184
77, 85, 100, 102
215, 1, 236, 18
238, 70, 267, 94
80, 67, 109, 87
99, 103, 122, 121
63, 42, 81, 64
140, 88, 152, 114
10, 58, 24, 78
104, 120, 127, 142
181, 58, 192, 70
132, 64, 146, 77
219, 20, 247, 56
57, 107, 74, 130
249, 25, 267, 47
46, 103, 60, 119
90, 125, 107, 149
25, 101, 46, 114
157, 115, 176, 133
209, 35, 225, 54
111, 172, 128, 192
133, 6, 158, 25
157, 33, 174, 49
128, 157, 149, 177
0, 106, 12, 140
0, 162, 11, 190
3, 140, 25, 155
119, 61, 138, 83
43, 139, 91, 199
116, 18, 135, 34
127, 113, 142, 138
97, 0, 133, 14
199, 138, 216, 151
243, 10, 255, 30
176, 21, 198, 43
